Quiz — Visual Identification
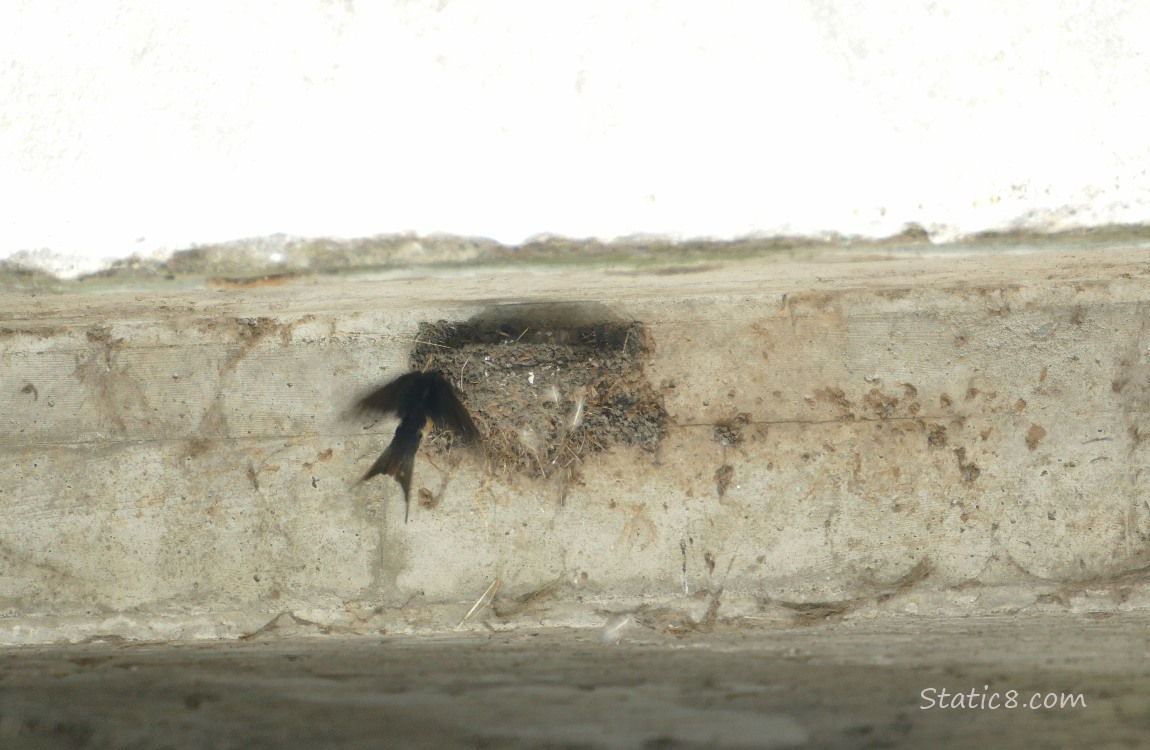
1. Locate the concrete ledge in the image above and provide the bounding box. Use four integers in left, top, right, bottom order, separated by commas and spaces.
2, 247, 1149, 644
1, 614, 1146, 749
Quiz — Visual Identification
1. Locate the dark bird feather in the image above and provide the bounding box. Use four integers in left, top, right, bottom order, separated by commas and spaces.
356, 370, 480, 522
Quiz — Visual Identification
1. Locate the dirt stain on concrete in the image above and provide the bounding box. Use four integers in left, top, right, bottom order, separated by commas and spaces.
1026, 424, 1048, 451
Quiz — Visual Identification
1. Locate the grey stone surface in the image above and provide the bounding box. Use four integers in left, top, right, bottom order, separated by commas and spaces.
1, 246, 1149, 644
0, 616, 1145, 749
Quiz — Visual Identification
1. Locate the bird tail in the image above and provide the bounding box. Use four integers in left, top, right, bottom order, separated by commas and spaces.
363, 431, 420, 523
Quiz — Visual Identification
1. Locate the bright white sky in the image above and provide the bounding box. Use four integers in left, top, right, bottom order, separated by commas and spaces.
3, 0, 1150, 276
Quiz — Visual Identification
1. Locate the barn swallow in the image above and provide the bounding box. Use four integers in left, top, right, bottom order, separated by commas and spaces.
356, 370, 480, 522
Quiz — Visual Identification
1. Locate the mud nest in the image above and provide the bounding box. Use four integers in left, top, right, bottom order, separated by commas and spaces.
409, 308, 667, 478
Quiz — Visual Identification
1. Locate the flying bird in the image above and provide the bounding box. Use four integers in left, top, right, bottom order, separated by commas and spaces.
356, 370, 481, 522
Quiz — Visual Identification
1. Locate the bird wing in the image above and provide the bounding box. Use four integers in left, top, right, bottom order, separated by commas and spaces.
428, 373, 482, 444
355, 372, 423, 417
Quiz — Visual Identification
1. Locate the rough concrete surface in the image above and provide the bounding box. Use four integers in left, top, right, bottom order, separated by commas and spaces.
0, 616, 1146, 749
2, 246, 1150, 643
3, 244, 1150, 747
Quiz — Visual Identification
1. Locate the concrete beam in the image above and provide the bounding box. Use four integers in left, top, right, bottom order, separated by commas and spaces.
2, 246, 1148, 643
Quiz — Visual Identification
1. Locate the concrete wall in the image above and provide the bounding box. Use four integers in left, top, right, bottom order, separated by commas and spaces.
2, 246, 1148, 643
3, 1, 1150, 275
5, 2, 1150, 643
